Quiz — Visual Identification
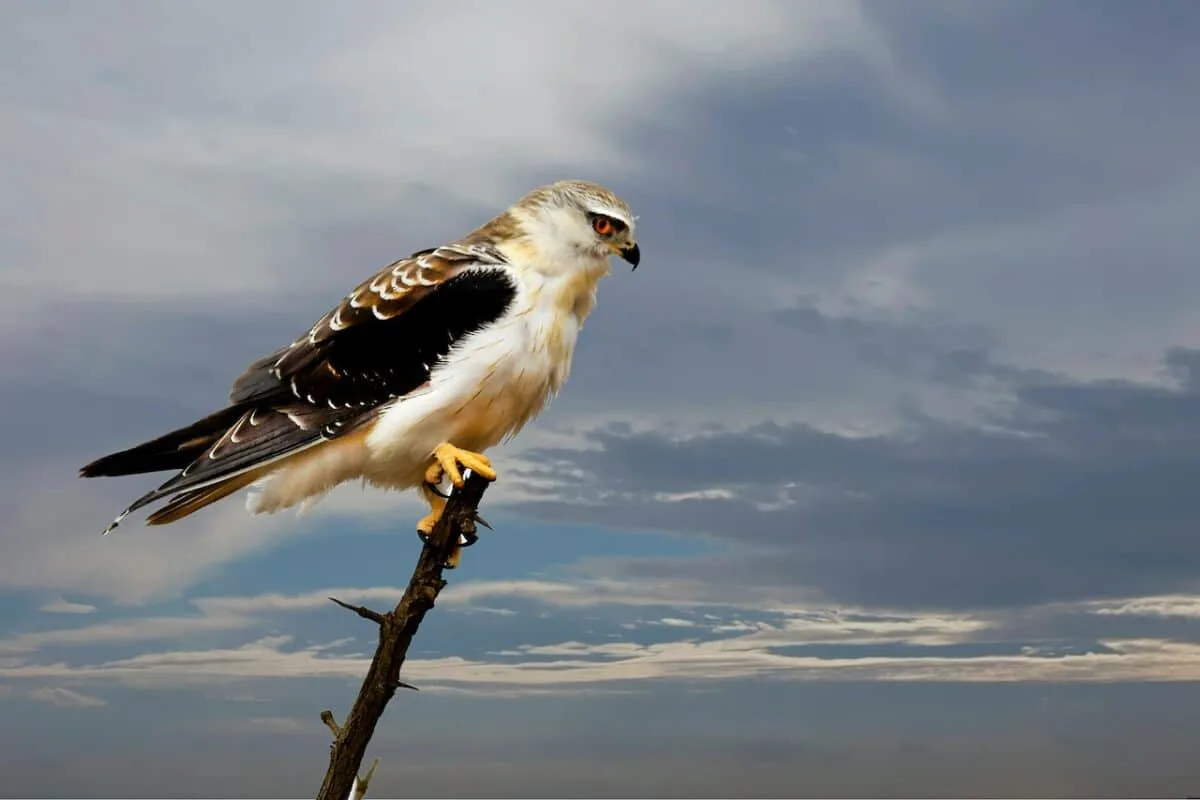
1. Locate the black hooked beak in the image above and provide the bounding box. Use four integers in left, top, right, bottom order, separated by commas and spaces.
619, 242, 641, 270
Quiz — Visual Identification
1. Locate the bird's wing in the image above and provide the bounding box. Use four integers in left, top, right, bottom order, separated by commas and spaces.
108, 242, 519, 523
232, 241, 516, 410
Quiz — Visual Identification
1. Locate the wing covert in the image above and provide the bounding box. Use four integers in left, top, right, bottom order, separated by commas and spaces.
231, 242, 516, 411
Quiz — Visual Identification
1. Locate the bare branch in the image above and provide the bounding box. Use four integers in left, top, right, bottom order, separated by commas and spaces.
327, 596, 386, 625
315, 471, 492, 800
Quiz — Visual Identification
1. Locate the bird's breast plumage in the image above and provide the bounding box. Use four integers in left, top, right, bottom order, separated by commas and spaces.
361, 257, 608, 486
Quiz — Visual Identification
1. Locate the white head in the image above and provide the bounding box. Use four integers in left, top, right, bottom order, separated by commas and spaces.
504, 179, 640, 272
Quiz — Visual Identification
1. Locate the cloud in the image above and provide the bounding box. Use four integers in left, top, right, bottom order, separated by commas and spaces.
5, 622, 1199, 691
502, 345, 1200, 609
439, 576, 833, 613
2, 0, 884, 326
0, 609, 254, 655
8, 0, 1198, 617
0, 0, 914, 608
240, 715, 313, 734
28, 686, 107, 708
4, 582, 1200, 694
39, 597, 97, 615
0, 585, 416, 655
0, 472, 314, 604
4, 3, 1200, 795
1088, 595, 1200, 620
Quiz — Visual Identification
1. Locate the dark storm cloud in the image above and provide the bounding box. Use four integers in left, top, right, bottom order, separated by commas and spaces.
511, 343, 1200, 609
771, 296, 1007, 386
3, 0, 1197, 611
633, 0, 1200, 277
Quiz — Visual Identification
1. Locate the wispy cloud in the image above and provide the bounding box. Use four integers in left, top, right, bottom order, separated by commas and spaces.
0, 610, 255, 654
437, 577, 825, 611
1086, 595, 1200, 619
4, 583, 1200, 693
39, 597, 97, 615
4, 625, 1199, 691
240, 715, 313, 734
28, 686, 107, 708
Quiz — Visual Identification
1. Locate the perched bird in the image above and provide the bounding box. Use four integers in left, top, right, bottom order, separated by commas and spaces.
80, 179, 640, 563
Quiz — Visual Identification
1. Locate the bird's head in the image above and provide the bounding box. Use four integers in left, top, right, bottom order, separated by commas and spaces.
508, 179, 640, 272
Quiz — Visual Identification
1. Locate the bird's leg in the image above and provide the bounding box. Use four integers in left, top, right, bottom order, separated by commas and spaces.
417, 478, 465, 569
415, 480, 447, 538
414, 444, 497, 569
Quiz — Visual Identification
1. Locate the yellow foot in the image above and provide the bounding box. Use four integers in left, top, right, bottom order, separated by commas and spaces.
415, 504, 445, 537
416, 487, 465, 569
416, 483, 447, 536
430, 442, 497, 488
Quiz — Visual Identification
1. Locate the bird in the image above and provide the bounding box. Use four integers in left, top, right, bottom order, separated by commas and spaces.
79, 179, 640, 566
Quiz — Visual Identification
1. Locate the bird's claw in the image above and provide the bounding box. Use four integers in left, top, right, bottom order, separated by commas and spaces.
416, 514, 486, 547
416, 512, 487, 569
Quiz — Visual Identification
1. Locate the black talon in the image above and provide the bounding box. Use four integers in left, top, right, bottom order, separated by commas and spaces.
414, 489, 490, 563
417, 528, 481, 548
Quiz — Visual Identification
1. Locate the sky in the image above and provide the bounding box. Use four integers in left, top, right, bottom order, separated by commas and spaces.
3, 0, 1200, 796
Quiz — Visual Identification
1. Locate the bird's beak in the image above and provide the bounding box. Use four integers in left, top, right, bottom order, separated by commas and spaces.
617, 241, 641, 270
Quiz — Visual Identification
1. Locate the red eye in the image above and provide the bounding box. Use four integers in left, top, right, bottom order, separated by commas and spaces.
592, 216, 614, 236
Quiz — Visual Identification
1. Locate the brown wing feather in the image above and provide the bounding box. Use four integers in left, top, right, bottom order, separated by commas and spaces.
230, 242, 509, 405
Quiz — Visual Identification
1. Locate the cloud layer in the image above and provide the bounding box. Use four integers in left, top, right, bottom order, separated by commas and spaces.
5, 581, 1200, 697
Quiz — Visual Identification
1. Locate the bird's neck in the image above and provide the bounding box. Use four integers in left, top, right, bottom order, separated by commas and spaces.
498, 237, 611, 324
533, 256, 610, 325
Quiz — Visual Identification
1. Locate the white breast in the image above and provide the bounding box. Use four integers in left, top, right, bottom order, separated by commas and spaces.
362, 261, 607, 488
243, 258, 609, 516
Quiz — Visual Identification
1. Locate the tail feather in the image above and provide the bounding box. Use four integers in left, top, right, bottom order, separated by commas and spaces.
145, 469, 267, 527
79, 405, 245, 478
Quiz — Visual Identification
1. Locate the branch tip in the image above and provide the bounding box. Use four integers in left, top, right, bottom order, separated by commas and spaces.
328, 596, 386, 624
320, 709, 342, 738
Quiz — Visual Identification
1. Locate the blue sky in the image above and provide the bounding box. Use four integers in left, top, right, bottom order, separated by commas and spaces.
3, 0, 1200, 796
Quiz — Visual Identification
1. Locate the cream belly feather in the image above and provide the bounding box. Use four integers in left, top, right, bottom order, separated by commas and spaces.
245, 257, 609, 516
